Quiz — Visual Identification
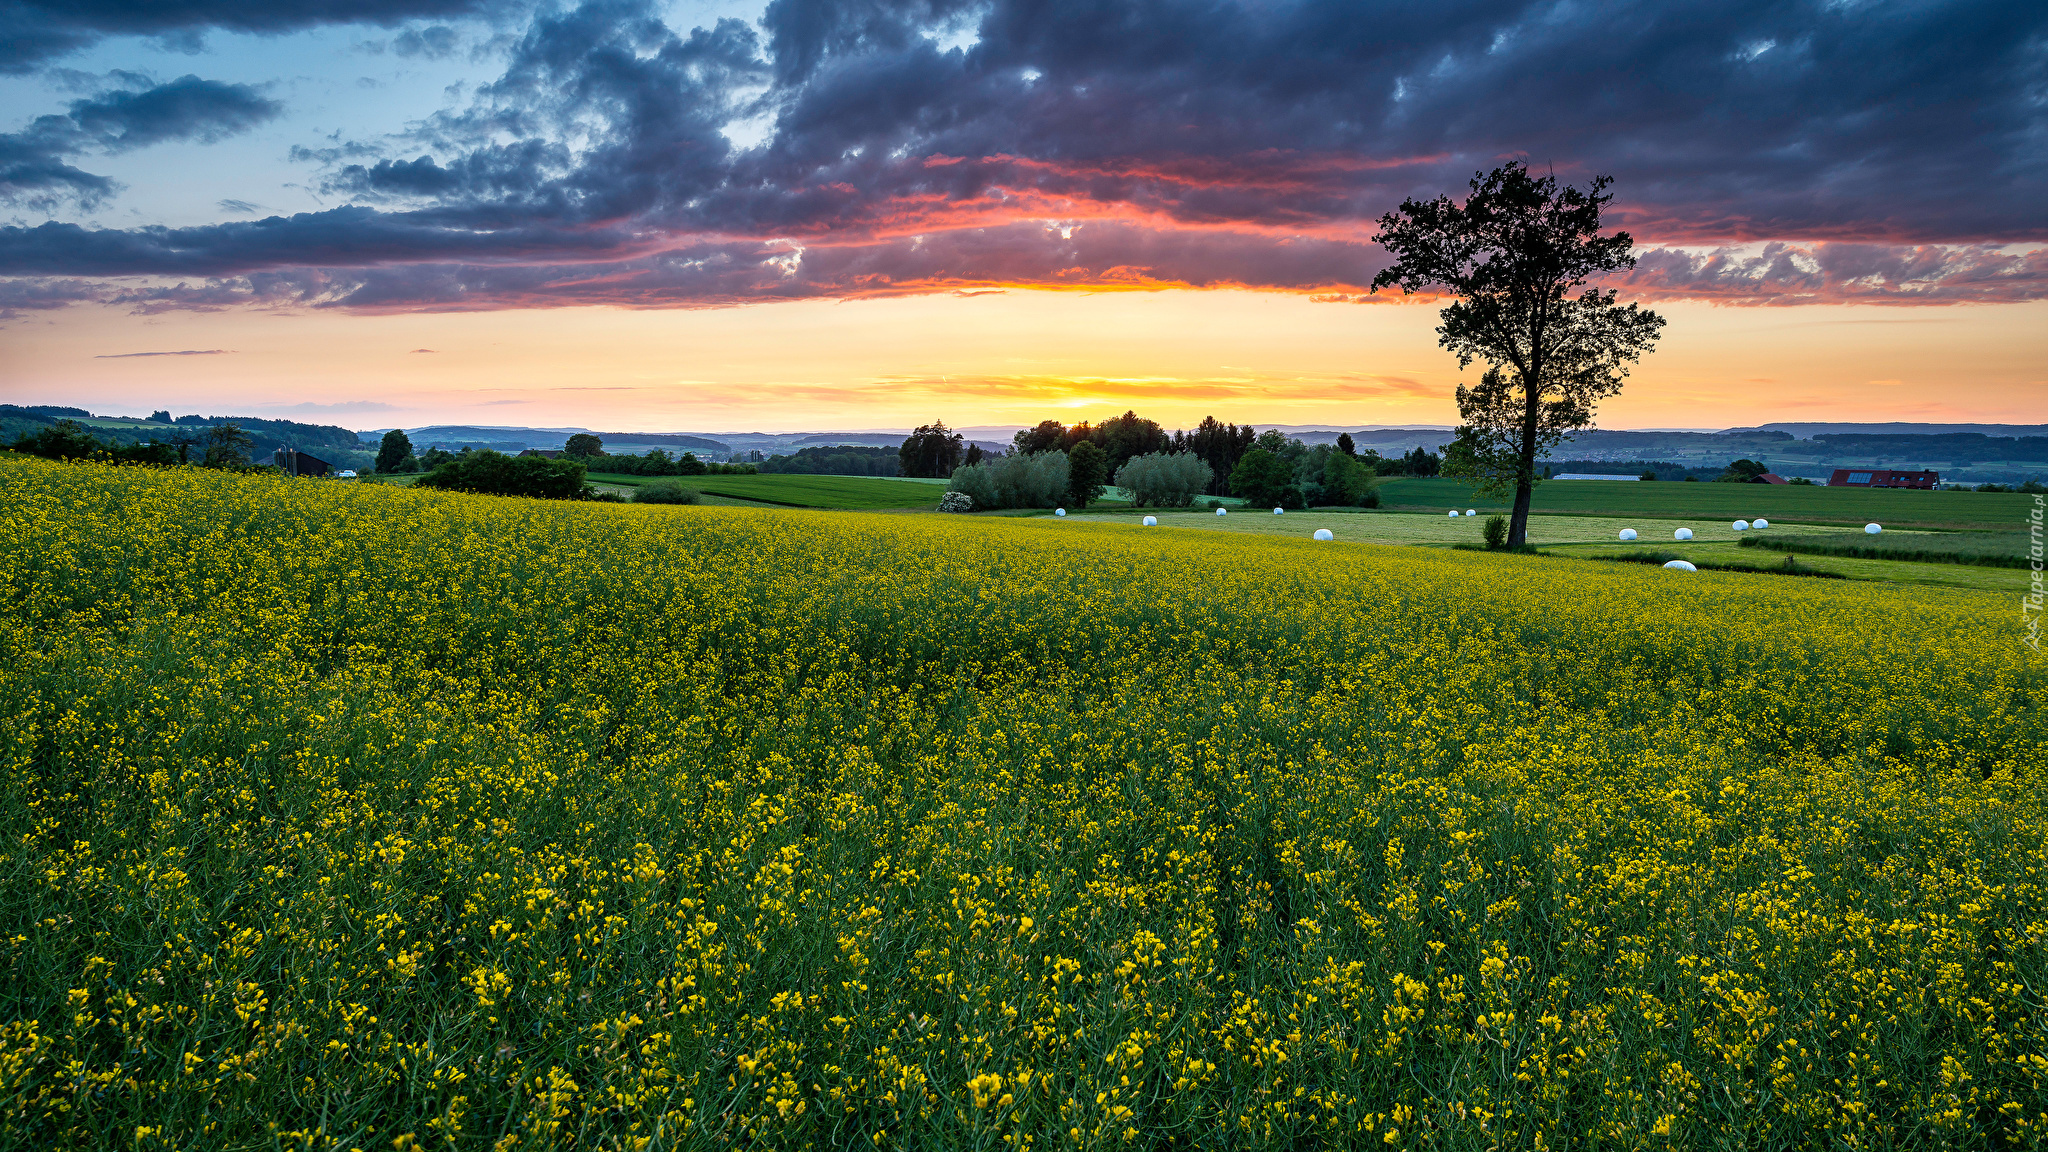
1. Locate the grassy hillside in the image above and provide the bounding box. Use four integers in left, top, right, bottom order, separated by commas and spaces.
1376, 476, 2035, 530
588, 471, 942, 509
3, 457, 2044, 1147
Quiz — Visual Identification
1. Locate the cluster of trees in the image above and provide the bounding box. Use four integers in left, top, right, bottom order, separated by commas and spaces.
6, 419, 269, 470
935, 415, 1425, 511
412, 450, 613, 501
947, 451, 1072, 510
1717, 458, 1775, 483
1116, 452, 1213, 507
1224, 432, 1382, 509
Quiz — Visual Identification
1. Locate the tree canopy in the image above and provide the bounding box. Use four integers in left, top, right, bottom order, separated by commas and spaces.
376, 429, 414, 474
899, 422, 966, 478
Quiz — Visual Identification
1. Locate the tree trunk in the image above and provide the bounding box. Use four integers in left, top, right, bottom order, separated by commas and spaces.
1508, 368, 1542, 547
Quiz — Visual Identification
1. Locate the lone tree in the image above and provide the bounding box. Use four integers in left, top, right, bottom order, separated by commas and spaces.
1372, 162, 1665, 547
376, 428, 414, 473
201, 422, 254, 469
1066, 440, 1108, 508
563, 433, 604, 459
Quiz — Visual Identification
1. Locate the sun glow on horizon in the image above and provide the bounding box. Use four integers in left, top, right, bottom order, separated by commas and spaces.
7, 288, 2043, 432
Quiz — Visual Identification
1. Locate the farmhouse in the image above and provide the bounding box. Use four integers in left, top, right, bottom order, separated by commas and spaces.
273, 449, 330, 477
1829, 468, 1938, 489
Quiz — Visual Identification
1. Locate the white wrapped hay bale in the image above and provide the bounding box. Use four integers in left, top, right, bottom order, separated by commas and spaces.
1054, 508, 1066, 517
1674, 527, 1694, 541
1313, 528, 1334, 541
1448, 510, 1458, 518
1273, 507, 1284, 515
1733, 520, 1749, 531
1215, 507, 1228, 516
1866, 523, 1882, 534
1466, 509, 1477, 516
1143, 515, 1158, 526
1619, 528, 1638, 541
1753, 518, 1769, 529
1663, 560, 1698, 572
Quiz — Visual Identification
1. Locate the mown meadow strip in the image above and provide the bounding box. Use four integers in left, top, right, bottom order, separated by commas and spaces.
0, 457, 2044, 1149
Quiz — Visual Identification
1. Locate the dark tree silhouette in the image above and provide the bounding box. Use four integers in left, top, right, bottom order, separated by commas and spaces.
1373, 162, 1664, 547
376, 429, 414, 474
898, 422, 965, 478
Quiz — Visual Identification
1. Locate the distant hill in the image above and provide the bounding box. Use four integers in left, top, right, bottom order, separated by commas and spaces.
375, 426, 731, 453
1736, 422, 2048, 439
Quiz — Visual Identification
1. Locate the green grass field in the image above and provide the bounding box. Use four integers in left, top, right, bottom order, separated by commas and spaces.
1062, 508, 1894, 547
1375, 476, 2037, 530
1059, 508, 2032, 590
585, 472, 942, 509
1551, 540, 2033, 593
1740, 530, 2039, 568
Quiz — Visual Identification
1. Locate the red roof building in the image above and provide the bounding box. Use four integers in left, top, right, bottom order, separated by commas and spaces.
1828, 468, 1937, 489
1758, 473, 1790, 484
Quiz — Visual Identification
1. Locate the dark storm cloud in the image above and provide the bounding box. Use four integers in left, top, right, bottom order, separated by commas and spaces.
66, 75, 281, 150
0, 0, 495, 73
0, 208, 638, 276
4, 0, 2044, 311
0, 75, 280, 210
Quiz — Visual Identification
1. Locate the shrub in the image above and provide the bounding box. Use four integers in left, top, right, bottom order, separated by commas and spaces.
948, 451, 1069, 509
1483, 514, 1509, 550
633, 479, 701, 504
1116, 452, 1214, 507
1360, 488, 1381, 509
938, 491, 974, 513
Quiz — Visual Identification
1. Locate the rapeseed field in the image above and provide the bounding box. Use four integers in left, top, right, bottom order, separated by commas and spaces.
2, 456, 2044, 1149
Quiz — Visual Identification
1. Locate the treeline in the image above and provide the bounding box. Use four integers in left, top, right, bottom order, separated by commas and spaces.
0, 406, 360, 455
914, 411, 1446, 511
4, 420, 274, 470
1541, 459, 1728, 482
1812, 433, 2048, 463
371, 431, 757, 478
759, 445, 900, 476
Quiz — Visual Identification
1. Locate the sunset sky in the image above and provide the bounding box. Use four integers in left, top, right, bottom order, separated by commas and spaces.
2, 0, 2043, 432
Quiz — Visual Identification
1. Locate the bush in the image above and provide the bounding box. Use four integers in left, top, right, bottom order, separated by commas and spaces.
633, 479, 701, 504
1360, 488, 1381, 509
938, 491, 974, 513
413, 450, 591, 500
948, 451, 1069, 509
1483, 514, 1509, 550
1116, 452, 1214, 507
